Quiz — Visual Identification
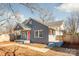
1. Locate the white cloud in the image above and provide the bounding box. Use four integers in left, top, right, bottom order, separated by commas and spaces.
58, 3, 79, 12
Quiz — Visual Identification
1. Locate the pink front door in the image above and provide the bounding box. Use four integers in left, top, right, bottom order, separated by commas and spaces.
27, 31, 30, 41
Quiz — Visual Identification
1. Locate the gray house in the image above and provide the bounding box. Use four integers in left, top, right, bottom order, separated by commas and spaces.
23, 18, 49, 44
13, 18, 64, 44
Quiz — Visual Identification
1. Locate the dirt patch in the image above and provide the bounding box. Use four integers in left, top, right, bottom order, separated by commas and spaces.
0, 45, 46, 56
0, 50, 5, 56
0, 45, 72, 56
0, 45, 19, 56
15, 47, 45, 56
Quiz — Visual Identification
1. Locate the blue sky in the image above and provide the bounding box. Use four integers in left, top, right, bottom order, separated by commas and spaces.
0, 3, 71, 22
9, 3, 70, 21
0, 3, 79, 32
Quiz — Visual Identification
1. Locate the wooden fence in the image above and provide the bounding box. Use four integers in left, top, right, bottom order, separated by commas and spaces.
63, 34, 79, 44
56, 35, 63, 41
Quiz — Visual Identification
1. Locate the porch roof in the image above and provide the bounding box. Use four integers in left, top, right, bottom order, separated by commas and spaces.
14, 23, 31, 31
47, 21, 63, 27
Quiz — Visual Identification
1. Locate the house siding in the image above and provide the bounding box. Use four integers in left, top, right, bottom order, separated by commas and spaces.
26, 19, 48, 44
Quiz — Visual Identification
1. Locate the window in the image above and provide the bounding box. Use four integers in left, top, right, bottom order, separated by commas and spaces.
52, 31, 55, 35
34, 30, 43, 38
34, 31, 38, 38
49, 29, 55, 35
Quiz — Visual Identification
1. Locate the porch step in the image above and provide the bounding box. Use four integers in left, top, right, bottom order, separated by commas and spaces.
14, 40, 30, 44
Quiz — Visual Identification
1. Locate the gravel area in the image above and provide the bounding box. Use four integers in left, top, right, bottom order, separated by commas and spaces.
50, 47, 79, 56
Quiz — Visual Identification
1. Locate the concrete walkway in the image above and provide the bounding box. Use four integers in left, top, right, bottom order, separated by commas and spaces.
0, 43, 49, 53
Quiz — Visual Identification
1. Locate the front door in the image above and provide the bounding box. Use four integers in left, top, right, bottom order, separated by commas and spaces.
25, 31, 30, 43
27, 31, 30, 41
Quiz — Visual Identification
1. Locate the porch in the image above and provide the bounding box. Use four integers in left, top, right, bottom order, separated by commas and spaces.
10, 23, 31, 44
14, 30, 31, 44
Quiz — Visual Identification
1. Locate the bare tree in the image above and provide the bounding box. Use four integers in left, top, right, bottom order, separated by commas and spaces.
0, 4, 17, 33
0, 3, 37, 33
0, 3, 54, 33
21, 3, 54, 24
65, 12, 79, 34
39, 9, 54, 24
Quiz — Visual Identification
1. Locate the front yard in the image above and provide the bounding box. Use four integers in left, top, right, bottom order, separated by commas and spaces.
0, 42, 75, 56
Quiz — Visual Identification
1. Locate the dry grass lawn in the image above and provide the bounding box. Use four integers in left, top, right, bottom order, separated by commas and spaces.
0, 42, 73, 56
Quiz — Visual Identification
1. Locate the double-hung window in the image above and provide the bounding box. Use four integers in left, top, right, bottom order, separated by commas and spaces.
34, 30, 43, 38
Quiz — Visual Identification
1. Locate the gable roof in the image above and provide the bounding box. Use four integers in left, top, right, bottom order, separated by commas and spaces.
14, 23, 23, 30
14, 23, 31, 31
22, 18, 48, 27
22, 19, 29, 25
46, 20, 64, 27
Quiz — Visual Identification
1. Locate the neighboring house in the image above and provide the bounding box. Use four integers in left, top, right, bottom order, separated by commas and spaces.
47, 20, 64, 35
46, 21, 64, 42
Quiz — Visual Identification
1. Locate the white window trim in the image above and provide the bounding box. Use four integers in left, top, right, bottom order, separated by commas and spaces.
34, 30, 43, 38
38, 30, 43, 38
34, 30, 38, 38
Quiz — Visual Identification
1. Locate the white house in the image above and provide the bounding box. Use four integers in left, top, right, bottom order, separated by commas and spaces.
47, 20, 65, 42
